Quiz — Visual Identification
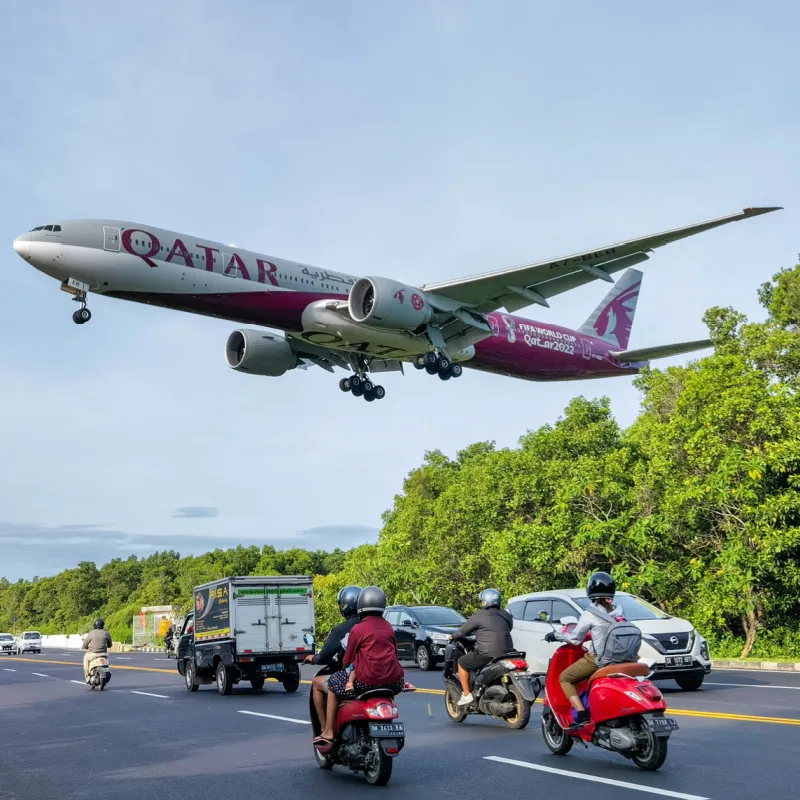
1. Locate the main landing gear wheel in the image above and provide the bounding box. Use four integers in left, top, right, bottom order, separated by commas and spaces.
419, 352, 464, 381
340, 374, 386, 401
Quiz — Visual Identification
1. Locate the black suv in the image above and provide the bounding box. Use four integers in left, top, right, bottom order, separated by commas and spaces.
384, 605, 466, 671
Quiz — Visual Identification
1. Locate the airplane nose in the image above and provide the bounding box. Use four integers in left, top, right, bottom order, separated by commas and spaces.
13, 233, 31, 260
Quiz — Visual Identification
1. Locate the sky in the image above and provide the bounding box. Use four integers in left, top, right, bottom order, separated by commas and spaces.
1, 2, 797, 580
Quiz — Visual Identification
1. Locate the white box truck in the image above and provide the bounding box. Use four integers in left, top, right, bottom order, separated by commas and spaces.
177, 575, 315, 695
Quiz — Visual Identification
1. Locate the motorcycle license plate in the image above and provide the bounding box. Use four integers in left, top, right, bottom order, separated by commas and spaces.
665, 655, 693, 667
646, 716, 679, 735
261, 663, 284, 672
369, 722, 405, 737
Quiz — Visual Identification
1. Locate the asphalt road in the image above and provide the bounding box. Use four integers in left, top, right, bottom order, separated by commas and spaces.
1, 650, 798, 800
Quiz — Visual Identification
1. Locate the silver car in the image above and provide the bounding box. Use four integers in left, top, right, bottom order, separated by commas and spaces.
0, 633, 15, 655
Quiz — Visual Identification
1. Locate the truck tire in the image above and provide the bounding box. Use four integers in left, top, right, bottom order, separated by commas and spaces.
282, 663, 300, 693
250, 676, 265, 692
216, 662, 233, 695
185, 661, 199, 692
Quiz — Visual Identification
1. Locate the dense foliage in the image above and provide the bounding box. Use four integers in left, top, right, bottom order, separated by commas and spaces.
2, 265, 798, 658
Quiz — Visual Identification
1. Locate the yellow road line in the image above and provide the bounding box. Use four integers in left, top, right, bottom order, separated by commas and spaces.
7, 657, 799, 726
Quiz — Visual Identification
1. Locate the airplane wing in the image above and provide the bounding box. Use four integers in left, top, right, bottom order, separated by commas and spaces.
287, 334, 404, 373
610, 338, 713, 363
421, 207, 782, 315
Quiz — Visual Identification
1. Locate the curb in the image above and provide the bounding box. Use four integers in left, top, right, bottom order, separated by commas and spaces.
713, 659, 800, 672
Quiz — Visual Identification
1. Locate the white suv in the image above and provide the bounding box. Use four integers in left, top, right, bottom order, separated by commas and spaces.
507, 589, 711, 691
0, 633, 15, 655
16, 631, 43, 654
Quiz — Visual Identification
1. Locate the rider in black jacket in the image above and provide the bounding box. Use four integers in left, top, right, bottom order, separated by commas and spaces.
305, 586, 361, 730
451, 588, 513, 706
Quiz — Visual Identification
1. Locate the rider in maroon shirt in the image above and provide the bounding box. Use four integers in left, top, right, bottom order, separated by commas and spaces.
316, 586, 404, 749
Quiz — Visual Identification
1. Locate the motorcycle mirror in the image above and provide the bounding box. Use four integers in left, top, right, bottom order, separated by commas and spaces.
303, 632, 315, 647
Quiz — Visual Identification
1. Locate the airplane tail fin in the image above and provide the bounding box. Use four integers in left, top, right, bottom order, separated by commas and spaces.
578, 268, 642, 350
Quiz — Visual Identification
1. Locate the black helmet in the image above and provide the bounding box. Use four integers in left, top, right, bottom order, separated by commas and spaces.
93, 618, 105, 629
587, 571, 616, 600
357, 585, 387, 617
479, 588, 502, 609
337, 585, 362, 618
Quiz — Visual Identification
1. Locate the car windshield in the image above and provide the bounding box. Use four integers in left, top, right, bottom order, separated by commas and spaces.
574, 595, 671, 620
414, 607, 466, 626
23, 633, 40, 639
0, 635, 12, 641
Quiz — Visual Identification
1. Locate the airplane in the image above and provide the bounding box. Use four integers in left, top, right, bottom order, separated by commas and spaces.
12, 206, 781, 401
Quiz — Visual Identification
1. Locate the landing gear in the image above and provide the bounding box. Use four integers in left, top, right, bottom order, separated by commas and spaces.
71, 290, 91, 325
340, 373, 386, 401
413, 352, 463, 381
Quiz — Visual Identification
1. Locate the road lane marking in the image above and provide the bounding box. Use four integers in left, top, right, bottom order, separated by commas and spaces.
116, 657, 132, 660
71, 680, 86, 685
131, 691, 169, 699
237, 710, 310, 725
484, 757, 709, 799
706, 681, 800, 690
9, 656, 798, 727
32, 672, 49, 677
3, 668, 16, 672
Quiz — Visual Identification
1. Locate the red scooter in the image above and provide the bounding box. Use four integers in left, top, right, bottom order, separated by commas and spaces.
540, 620, 678, 771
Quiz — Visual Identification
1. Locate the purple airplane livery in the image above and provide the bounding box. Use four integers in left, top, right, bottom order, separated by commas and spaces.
12, 206, 780, 401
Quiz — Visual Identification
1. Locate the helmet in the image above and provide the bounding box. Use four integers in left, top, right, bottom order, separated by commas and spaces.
337, 585, 362, 618
587, 571, 616, 600
93, 618, 105, 629
357, 585, 387, 617
479, 588, 502, 609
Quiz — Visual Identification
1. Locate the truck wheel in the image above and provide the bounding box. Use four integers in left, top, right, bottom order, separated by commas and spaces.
282, 663, 300, 693
185, 661, 199, 692
216, 662, 233, 695
250, 676, 265, 692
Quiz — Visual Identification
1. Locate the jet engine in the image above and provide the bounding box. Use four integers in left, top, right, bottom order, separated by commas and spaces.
348, 277, 433, 330
225, 329, 298, 377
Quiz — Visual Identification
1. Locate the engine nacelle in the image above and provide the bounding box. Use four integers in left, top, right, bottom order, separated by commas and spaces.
348, 277, 432, 330
225, 329, 297, 377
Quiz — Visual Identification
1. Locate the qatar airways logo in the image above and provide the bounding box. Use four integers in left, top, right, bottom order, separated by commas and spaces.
594, 282, 641, 346
393, 289, 424, 310
120, 228, 280, 286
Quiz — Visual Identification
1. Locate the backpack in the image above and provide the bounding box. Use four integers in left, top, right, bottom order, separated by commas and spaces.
589, 606, 642, 666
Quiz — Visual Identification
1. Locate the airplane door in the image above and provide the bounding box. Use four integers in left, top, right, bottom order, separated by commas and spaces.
103, 226, 120, 252
581, 338, 592, 360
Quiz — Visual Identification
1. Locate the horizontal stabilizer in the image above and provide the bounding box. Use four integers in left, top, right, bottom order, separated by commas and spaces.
610, 338, 713, 363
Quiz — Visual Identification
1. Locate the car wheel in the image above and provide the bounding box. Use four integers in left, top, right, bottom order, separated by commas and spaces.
415, 645, 433, 671
675, 675, 704, 691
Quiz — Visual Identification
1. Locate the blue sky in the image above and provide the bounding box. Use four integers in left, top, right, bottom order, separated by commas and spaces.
1, 2, 796, 579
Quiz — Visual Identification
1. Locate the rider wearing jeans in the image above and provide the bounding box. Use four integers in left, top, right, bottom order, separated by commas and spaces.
451, 588, 514, 707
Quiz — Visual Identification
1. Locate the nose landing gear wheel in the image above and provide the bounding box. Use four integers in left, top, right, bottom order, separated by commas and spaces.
72, 308, 91, 324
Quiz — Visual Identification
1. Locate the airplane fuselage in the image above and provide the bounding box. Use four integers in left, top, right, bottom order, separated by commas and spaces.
13, 219, 640, 382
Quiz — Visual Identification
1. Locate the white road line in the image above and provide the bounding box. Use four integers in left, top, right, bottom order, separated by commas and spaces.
116, 657, 132, 660
483, 757, 710, 800
131, 691, 169, 699
706, 681, 800, 690
3, 668, 16, 672
153, 658, 171, 661
70, 680, 86, 685
237, 710, 311, 725
31, 672, 49, 677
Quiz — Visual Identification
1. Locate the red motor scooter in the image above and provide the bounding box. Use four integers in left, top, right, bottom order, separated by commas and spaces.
540, 620, 678, 771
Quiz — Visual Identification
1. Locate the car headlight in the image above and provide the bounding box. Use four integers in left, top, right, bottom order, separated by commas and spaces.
699, 639, 710, 661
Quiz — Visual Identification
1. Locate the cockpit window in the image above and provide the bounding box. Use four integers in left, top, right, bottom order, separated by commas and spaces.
30, 226, 44, 231
53, 225, 61, 232
44, 225, 53, 231
28, 224, 61, 232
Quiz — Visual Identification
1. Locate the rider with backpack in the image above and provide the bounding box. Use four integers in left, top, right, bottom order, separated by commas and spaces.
544, 571, 642, 726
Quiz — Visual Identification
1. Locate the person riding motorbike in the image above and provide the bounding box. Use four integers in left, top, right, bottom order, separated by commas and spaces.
450, 588, 514, 707
544, 570, 624, 726
315, 586, 404, 750
82, 618, 112, 680
304, 585, 362, 735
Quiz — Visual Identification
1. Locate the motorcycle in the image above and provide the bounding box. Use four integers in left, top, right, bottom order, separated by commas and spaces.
86, 655, 111, 690
443, 636, 541, 729
540, 617, 678, 771
305, 633, 408, 787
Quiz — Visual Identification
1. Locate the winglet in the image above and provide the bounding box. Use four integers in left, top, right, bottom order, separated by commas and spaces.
742, 206, 783, 217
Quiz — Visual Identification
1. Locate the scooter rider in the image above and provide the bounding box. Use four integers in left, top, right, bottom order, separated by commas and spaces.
544, 570, 622, 725
450, 588, 514, 707
304, 585, 362, 734
82, 618, 112, 680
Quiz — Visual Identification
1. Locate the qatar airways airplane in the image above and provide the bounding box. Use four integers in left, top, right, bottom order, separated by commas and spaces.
12, 206, 780, 401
